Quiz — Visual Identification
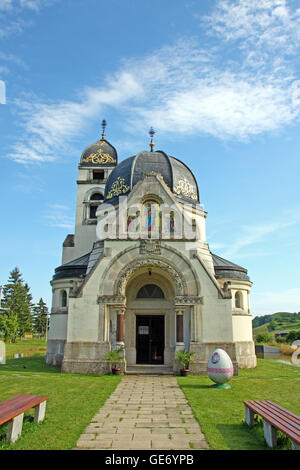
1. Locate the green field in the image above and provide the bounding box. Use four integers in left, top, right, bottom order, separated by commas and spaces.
0, 355, 121, 450
3, 338, 47, 357
178, 359, 300, 450
1, 349, 300, 450
253, 312, 300, 341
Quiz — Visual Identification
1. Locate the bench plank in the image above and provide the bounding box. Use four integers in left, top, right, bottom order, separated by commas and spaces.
244, 400, 300, 445
0, 395, 44, 417
0, 394, 48, 426
244, 402, 300, 441
244, 400, 300, 433
247, 401, 300, 433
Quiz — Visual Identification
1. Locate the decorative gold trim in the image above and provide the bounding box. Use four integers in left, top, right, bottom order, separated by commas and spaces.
174, 178, 197, 200
82, 147, 116, 164
106, 176, 130, 199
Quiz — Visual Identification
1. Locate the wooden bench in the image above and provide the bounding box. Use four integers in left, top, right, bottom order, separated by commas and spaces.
244, 400, 300, 450
0, 393, 48, 443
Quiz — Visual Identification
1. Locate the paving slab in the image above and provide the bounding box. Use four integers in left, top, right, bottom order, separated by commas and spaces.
75, 376, 209, 450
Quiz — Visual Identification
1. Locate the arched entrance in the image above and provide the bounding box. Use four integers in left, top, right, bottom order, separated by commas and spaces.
124, 267, 176, 367
135, 284, 165, 364
98, 248, 201, 372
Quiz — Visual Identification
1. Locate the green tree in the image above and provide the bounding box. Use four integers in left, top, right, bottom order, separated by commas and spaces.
18, 282, 34, 337
0, 267, 33, 342
286, 330, 300, 344
255, 333, 271, 344
33, 298, 49, 338
0, 309, 19, 343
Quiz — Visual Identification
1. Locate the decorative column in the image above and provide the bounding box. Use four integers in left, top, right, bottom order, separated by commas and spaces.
175, 308, 185, 352
116, 308, 125, 346
190, 304, 197, 343
98, 303, 107, 342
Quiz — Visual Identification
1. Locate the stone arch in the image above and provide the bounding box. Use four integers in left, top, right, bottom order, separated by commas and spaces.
99, 244, 200, 298
84, 187, 105, 202
235, 291, 243, 309
115, 257, 186, 296
61, 289, 67, 307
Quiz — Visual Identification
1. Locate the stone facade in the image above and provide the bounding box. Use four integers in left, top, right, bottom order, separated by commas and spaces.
46, 134, 257, 374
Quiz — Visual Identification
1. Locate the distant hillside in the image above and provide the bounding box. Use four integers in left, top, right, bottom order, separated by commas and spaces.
253, 311, 300, 335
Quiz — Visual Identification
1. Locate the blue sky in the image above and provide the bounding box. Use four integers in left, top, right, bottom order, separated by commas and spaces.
0, 0, 300, 317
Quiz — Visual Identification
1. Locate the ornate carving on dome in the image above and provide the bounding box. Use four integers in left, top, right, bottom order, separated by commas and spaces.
115, 258, 186, 295
174, 178, 197, 200
82, 148, 116, 164
106, 176, 130, 199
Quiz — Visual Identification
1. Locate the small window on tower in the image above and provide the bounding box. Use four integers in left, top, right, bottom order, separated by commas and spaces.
89, 193, 104, 219
235, 291, 243, 309
93, 170, 105, 180
61, 290, 67, 307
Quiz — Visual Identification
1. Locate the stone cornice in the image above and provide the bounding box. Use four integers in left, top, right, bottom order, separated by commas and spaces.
174, 296, 203, 305
97, 295, 126, 306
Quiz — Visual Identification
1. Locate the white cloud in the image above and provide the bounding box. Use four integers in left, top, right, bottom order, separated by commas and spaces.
0, 79, 5, 103
19, 0, 44, 10
10, 71, 143, 164
0, 0, 13, 11
0, 0, 57, 38
0, 0, 53, 11
218, 220, 296, 260
252, 288, 300, 315
43, 204, 74, 229
7, 1, 300, 164
206, 0, 300, 52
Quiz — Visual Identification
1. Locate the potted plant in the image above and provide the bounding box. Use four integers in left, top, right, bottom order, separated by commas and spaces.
105, 346, 124, 375
176, 350, 195, 376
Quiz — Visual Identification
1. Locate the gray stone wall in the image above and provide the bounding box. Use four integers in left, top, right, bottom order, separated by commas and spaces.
45, 339, 66, 366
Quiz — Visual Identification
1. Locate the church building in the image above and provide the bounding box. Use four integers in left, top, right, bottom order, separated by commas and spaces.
46, 122, 257, 374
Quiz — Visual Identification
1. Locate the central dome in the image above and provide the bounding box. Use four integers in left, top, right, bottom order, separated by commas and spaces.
104, 150, 199, 204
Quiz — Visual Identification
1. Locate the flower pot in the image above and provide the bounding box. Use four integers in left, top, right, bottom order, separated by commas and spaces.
112, 367, 121, 375
180, 369, 190, 376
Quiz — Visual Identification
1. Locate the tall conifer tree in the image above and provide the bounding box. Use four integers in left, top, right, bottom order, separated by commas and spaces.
0, 267, 33, 342
33, 298, 49, 338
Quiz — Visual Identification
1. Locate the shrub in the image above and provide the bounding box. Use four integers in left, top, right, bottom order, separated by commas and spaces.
279, 343, 295, 356
275, 336, 286, 344
286, 331, 300, 344
175, 350, 195, 370
255, 333, 271, 344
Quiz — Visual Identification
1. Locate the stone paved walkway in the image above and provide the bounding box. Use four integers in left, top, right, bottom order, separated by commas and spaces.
76, 376, 209, 450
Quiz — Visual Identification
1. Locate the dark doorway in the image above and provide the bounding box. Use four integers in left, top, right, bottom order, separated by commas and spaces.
136, 315, 164, 364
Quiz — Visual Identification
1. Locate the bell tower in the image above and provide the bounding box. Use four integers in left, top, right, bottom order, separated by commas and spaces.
62, 120, 118, 264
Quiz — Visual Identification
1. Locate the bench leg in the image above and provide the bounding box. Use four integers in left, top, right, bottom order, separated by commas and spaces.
245, 405, 255, 426
263, 420, 277, 448
6, 413, 24, 443
291, 440, 300, 450
34, 401, 47, 423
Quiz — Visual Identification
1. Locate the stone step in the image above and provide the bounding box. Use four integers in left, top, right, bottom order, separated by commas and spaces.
125, 365, 174, 376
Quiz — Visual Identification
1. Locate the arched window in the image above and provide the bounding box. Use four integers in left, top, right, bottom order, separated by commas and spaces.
137, 284, 164, 299
89, 193, 104, 219
61, 290, 67, 307
235, 291, 243, 309
142, 200, 160, 235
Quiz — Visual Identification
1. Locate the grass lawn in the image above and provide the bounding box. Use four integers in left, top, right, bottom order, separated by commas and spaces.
0, 355, 121, 450
177, 359, 300, 450
3, 338, 47, 357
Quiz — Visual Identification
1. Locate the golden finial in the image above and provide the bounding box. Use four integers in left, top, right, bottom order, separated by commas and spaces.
101, 119, 107, 140
149, 127, 155, 152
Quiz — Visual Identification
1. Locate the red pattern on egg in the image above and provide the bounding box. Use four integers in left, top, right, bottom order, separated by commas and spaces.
207, 367, 233, 374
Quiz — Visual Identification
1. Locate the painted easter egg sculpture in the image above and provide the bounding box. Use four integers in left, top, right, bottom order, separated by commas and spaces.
207, 348, 234, 389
